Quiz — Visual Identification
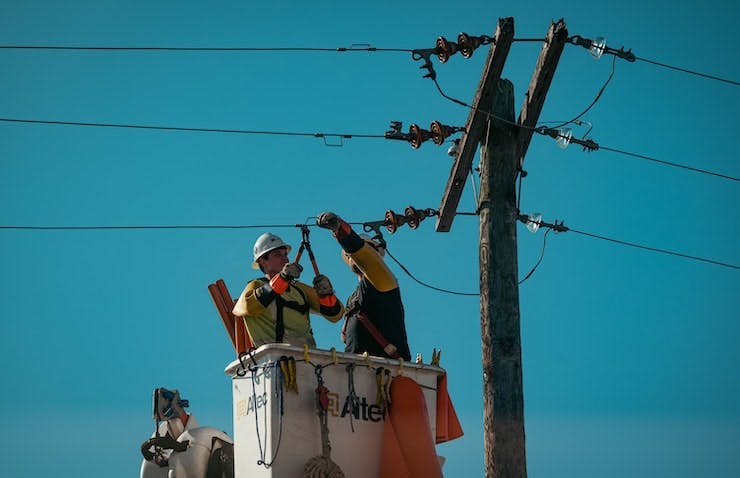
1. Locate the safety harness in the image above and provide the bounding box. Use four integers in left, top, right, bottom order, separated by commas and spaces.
254, 277, 309, 342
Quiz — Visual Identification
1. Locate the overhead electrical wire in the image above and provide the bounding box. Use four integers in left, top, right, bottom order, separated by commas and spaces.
567, 227, 739, 270
520, 217, 739, 271
0, 44, 412, 53
634, 55, 740, 87
428, 79, 739, 183
545, 55, 616, 131
3, 218, 736, 271
384, 249, 478, 297
596, 145, 739, 182
3, 36, 737, 86
0, 224, 298, 230
519, 229, 551, 285
0, 118, 384, 140
3, 113, 737, 183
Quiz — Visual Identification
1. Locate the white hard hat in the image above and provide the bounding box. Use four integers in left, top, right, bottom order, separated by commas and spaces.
252, 232, 291, 269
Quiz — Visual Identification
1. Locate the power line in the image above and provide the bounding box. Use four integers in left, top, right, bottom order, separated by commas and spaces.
568, 227, 738, 270
5, 37, 738, 87
565, 35, 739, 87
0, 118, 384, 141
634, 55, 740, 86
0, 220, 482, 295
428, 80, 739, 183
519, 216, 739, 270
597, 144, 739, 182
0, 44, 412, 53
0, 224, 300, 230
5, 216, 736, 270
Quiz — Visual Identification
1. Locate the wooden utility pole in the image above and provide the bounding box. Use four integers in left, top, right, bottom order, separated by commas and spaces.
436, 17, 568, 478
479, 77, 525, 476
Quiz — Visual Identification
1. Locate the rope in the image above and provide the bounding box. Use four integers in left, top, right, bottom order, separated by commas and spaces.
303, 366, 345, 478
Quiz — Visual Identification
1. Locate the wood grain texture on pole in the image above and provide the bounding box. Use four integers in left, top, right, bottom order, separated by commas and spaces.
479, 78, 527, 477
436, 17, 514, 233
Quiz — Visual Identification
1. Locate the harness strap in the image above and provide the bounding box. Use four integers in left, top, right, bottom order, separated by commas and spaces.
254, 278, 310, 342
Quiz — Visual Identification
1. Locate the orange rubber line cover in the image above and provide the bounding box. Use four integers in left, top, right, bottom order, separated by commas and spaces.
380, 376, 443, 478
208, 282, 237, 350
216, 279, 254, 352
435, 373, 464, 444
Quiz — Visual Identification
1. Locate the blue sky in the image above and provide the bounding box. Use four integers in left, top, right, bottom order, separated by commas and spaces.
1, 1, 738, 477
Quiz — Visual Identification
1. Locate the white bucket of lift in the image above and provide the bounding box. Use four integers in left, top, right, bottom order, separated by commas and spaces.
225, 344, 446, 478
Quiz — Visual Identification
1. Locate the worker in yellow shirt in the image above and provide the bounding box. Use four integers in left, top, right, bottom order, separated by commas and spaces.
232, 232, 344, 348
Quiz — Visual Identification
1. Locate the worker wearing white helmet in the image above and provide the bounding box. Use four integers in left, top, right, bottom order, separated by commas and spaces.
232, 232, 344, 348
317, 212, 411, 361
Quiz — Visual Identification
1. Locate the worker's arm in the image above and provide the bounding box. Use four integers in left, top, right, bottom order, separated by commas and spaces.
232, 263, 303, 317
294, 281, 345, 323
341, 231, 398, 292
232, 279, 271, 317
317, 211, 398, 292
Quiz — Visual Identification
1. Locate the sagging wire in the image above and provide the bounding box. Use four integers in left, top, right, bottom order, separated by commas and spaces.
384, 248, 478, 297
544, 55, 616, 131
350, 212, 479, 296
519, 228, 552, 285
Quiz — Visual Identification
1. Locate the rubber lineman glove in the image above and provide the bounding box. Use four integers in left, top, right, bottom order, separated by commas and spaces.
317, 211, 351, 238
317, 211, 340, 231
312, 274, 335, 297
280, 262, 303, 281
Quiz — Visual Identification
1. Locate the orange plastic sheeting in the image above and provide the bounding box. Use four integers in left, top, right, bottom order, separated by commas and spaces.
380, 376, 443, 478
435, 373, 464, 444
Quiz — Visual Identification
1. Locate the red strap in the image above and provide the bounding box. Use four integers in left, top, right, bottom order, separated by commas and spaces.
356, 313, 401, 359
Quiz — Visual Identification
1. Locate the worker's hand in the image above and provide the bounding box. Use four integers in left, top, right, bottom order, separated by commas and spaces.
317, 211, 352, 239
317, 211, 340, 231
312, 274, 335, 296
280, 262, 303, 281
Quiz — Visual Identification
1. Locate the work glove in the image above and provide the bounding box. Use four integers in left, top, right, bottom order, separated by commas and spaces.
280, 262, 303, 281
312, 274, 335, 297
317, 211, 340, 231
317, 211, 351, 238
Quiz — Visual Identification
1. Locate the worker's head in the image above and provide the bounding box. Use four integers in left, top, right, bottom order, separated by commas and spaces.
341, 234, 385, 275
252, 232, 292, 274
